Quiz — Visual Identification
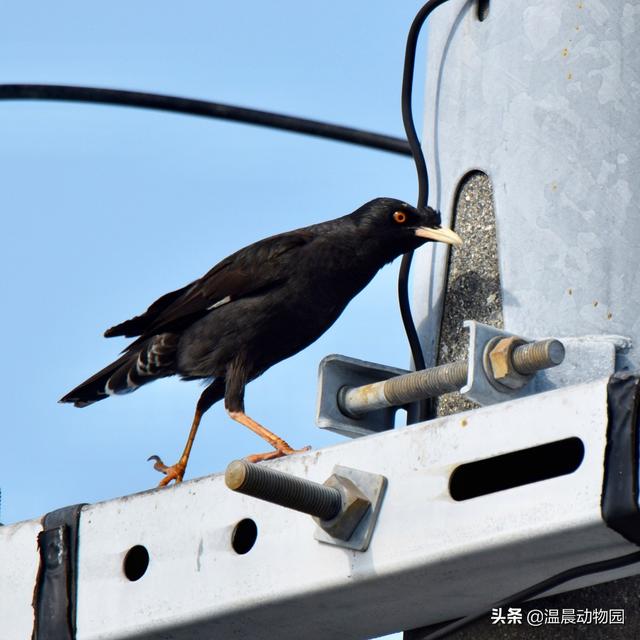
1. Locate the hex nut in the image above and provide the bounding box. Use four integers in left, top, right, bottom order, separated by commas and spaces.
314, 474, 371, 541
487, 337, 530, 390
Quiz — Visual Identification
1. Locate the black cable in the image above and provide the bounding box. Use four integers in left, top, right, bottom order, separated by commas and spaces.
420, 550, 640, 639
0, 84, 411, 157
401, 0, 451, 206
398, 0, 452, 423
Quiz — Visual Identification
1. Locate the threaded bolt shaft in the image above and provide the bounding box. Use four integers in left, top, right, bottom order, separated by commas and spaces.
383, 360, 468, 407
225, 460, 342, 521
512, 339, 565, 375
340, 361, 468, 418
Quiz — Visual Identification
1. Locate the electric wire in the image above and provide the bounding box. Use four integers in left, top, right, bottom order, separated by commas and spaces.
420, 550, 640, 639
0, 84, 411, 157
398, 0, 452, 423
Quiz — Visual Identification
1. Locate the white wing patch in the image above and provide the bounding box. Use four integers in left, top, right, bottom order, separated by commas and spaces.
207, 295, 232, 311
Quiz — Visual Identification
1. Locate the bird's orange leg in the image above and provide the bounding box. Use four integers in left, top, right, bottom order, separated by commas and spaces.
148, 406, 204, 486
148, 378, 225, 487
227, 410, 310, 463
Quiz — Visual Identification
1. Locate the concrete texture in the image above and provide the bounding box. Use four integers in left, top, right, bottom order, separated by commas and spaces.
436, 171, 501, 416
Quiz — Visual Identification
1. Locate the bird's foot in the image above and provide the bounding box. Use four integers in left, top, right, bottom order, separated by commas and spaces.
147, 454, 187, 487
245, 444, 311, 463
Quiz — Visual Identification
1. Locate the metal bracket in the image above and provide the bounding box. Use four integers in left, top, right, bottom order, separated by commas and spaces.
317, 322, 632, 437
532, 334, 630, 392
316, 322, 556, 435
462, 322, 631, 404
226, 460, 387, 552
461, 320, 518, 405
33, 504, 85, 640
313, 465, 387, 552
316, 354, 408, 437
5, 378, 640, 638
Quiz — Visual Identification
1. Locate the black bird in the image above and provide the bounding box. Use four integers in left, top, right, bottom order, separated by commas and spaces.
61, 198, 461, 485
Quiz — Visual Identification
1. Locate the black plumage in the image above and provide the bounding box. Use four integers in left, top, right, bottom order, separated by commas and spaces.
60, 197, 461, 485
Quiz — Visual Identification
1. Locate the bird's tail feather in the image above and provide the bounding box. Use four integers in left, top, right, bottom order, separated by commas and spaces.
60, 333, 178, 407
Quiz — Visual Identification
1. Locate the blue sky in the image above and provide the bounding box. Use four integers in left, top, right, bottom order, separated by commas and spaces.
0, 1, 429, 526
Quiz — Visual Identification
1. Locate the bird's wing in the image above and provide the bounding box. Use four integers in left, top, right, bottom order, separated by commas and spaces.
103, 284, 194, 338
105, 230, 315, 340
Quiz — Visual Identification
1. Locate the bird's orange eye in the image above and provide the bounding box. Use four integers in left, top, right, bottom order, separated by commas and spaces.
393, 211, 407, 224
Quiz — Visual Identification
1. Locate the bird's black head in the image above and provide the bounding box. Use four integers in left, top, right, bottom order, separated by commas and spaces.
351, 197, 461, 260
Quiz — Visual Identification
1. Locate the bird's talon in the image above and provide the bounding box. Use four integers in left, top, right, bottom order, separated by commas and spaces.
148, 455, 186, 486
147, 454, 170, 473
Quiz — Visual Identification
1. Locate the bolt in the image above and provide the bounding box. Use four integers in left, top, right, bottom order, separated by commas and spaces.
512, 339, 565, 374
487, 337, 566, 390
486, 337, 529, 389
339, 336, 566, 417
314, 474, 371, 540
384, 360, 468, 407
225, 460, 342, 521
340, 360, 468, 418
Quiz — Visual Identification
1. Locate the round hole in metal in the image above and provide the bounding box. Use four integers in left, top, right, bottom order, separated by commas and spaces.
232, 518, 258, 554
123, 544, 149, 581
477, 0, 490, 21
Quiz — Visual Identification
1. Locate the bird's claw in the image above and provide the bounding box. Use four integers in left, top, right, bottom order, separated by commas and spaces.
147, 454, 186, 486
245, 444, 311, 463
147, 454, 169, 473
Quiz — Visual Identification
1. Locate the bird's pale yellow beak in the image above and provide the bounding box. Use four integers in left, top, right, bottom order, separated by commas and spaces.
415, 226, 462, 246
